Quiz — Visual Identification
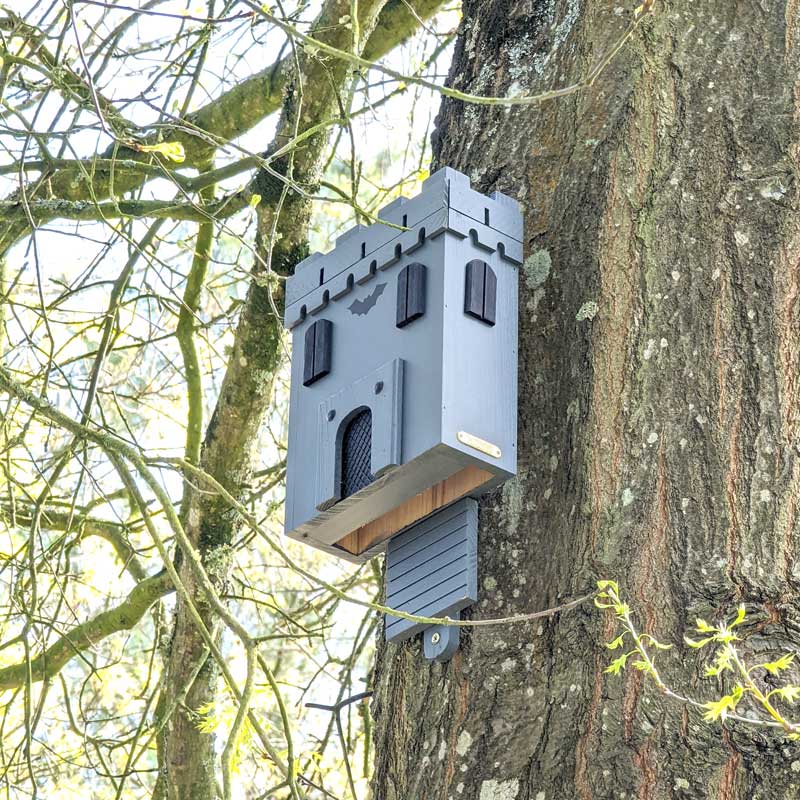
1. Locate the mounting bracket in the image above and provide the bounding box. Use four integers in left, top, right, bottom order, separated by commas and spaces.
423, 617, 462, 661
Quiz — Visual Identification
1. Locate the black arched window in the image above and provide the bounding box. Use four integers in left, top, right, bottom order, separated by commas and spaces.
340, 408, 374, 498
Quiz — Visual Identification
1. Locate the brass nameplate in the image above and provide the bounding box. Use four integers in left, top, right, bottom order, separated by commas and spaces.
457, 431, 501, 459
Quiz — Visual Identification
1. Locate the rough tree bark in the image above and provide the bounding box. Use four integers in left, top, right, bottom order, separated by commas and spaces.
371, 2, 800, 799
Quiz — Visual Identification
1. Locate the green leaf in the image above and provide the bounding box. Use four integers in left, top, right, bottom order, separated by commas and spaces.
641, 634, 672, 651
597, 580, 619, 594
769, 686, 800, 704
138, 141, 186, 162
729, 604, 747, 628
712, 627, 739, 645
695, 618, 716, 634
685, 636, 715, 649
704, 646, 733, 677
701, 698, 730, 721
605, 635, 625, 651
702, 685, 744, 722
614, 602, 630, 618
632, 660, 653, 673
249, 193, 262, 208
195, 701, 218, 733
650, 639, 673, 651
760, 654, 795, 675
604, 653, 631, 675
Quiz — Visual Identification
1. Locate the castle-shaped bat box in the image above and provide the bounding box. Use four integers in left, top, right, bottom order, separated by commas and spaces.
283, 167, 523, 562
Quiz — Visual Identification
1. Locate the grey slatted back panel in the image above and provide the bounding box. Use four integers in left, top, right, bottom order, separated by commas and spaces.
384, 498, 478, 643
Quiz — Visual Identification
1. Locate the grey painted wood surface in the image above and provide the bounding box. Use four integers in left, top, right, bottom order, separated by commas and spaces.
384, 498, 478, 642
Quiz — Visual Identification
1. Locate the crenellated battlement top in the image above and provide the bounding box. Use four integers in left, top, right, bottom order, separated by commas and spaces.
283, 167, 524, 329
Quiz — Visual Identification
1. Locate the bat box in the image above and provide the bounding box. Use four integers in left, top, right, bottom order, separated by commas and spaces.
283, 167, 523, 562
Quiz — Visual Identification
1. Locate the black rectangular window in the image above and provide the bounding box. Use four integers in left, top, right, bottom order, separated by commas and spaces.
464, 259, 497, 326
303, 319, 333, 386
396, 262, 426, 328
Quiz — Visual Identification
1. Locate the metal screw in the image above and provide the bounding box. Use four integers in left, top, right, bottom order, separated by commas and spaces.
430, 632, 440, 645
327, 409, 336, 421
374, 381, 384, 395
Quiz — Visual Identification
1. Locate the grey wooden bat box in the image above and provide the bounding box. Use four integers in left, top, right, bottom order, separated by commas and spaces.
283, 167, 522, 563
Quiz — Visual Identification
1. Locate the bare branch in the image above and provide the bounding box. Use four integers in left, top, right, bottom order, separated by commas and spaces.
0, 571, 171, 692
0, 0, 446, 254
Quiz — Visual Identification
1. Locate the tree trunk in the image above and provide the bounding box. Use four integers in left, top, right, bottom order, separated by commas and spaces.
370, 2, 800, 799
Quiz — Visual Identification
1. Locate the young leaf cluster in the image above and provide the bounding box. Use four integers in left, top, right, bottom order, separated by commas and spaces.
684, 609, 800, 735
597, 581, 800, 738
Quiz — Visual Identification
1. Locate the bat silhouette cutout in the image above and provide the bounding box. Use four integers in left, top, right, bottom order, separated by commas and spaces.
348, 282, 387, 316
